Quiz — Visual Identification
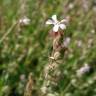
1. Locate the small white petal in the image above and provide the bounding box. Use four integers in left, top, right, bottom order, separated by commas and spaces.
49, 56, 55, 59
76, 64, 90, 77
46, 19, 53, 25
59, 24, 66, 29
51, 15, 58, 23
53, 25, 59, 32
23, 18, 30, 24
19, 17, 30, 25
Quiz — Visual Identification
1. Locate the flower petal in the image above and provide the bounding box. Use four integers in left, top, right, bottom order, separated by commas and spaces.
46, 19, 53, 25
19, 17, 30, 25
59, 24, 66, 30
51, 15, 58, 23
53, 25, 59, 32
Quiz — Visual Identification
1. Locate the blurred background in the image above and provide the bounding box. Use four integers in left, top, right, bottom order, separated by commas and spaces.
0, 0, 96, 96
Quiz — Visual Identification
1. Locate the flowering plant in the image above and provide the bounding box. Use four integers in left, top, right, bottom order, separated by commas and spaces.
46, 15, 67, 32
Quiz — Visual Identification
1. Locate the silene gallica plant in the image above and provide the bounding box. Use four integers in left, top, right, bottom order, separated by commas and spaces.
40, 14, 91, 96
41, 14, 69, 96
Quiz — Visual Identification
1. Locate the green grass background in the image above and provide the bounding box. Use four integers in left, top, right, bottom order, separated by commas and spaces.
0, 0, 96, 96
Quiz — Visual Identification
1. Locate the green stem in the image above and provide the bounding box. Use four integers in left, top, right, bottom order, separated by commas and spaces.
0, 21, 17, 44
60, 82, 71, 96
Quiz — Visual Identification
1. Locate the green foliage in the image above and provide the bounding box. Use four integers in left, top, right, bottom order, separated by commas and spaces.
0, 0, 96, 96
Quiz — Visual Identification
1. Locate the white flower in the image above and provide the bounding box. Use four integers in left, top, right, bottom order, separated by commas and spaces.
19, 17, 30, 25
63, 37, 71, 47
46, 15, 67, 32
76, 64, 90, 77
